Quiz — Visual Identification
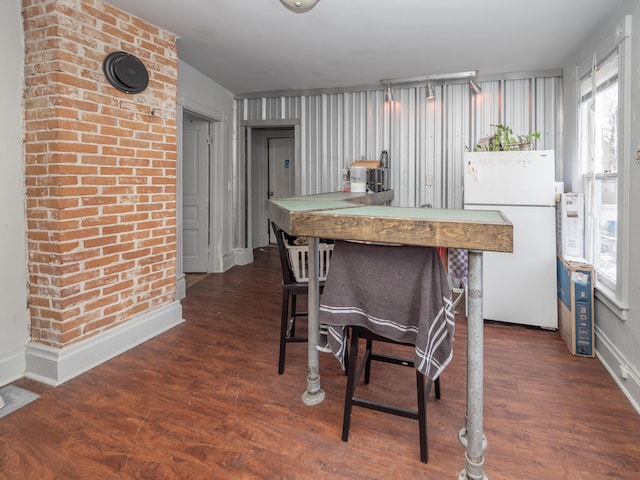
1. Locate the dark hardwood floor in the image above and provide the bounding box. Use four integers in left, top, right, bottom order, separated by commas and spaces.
2, 246, 639, 479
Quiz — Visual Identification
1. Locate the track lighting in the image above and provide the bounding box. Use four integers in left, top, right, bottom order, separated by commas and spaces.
384, 83, 394, 102
382, 70, 477, 85
380, 71, 480, 102
426, 83, 435, 99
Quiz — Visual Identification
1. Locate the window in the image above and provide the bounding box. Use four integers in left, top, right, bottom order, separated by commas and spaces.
578, 52, 619, 288
575, 16, 630, 315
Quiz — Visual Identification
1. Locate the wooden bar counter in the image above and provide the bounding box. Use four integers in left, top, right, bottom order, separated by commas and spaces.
267, 191, 513, 480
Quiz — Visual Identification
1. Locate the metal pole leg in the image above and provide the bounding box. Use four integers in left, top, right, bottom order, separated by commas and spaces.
459, 250, 488, 480
301, 236, 325, 405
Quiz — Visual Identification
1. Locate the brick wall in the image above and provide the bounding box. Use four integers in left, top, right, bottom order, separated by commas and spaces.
22, 0, 178, 347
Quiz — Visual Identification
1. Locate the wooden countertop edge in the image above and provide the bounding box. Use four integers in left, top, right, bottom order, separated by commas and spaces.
291, 210, 513, 252
266, 191, 513, 253
266, 190, 394, 234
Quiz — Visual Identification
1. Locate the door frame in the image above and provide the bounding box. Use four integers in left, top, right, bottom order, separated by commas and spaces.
176, 101, 227, 299
240, 120, 300, 257
182, 111, 210, 273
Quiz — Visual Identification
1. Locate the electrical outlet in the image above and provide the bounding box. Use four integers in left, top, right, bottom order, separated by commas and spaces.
619, 363, 629, 380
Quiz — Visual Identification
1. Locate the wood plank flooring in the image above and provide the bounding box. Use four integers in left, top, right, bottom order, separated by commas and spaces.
2, 246, 639, 479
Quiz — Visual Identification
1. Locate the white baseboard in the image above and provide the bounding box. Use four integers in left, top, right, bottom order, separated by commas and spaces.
0, 345, 27, 387
176, 274, 186, 301
233, 248, 252, 267
222, 251, 236, 271
595, 325, 640, 414
24, 301, 184, 386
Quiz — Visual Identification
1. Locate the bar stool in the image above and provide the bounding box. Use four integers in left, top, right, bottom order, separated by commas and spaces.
319, 241, 459, 463
342, 325, 441, 463
271, 221, 325, 375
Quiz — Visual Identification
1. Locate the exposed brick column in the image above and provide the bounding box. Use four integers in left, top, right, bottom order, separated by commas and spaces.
22, 0, 178, 347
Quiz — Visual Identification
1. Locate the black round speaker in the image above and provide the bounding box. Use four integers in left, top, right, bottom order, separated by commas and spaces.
103, 51, 149, 94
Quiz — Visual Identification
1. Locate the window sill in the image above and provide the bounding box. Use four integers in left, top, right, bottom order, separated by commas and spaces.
595, 284, 629, 321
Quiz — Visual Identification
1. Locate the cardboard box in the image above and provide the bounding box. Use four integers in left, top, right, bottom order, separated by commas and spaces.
557, 256, 595, 357
352, 160, 381, 169
556, 193, 584, 259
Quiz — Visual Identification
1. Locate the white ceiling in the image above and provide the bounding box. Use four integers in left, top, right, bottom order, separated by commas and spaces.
105, 0, 619, 95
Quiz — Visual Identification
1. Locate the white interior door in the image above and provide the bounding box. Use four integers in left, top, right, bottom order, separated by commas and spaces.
269, 137, 295, 199
182, 113, 209, 273
268, 137, 295, 243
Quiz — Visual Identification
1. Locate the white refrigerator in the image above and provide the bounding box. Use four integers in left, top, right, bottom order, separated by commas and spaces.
463, 150, 558, 329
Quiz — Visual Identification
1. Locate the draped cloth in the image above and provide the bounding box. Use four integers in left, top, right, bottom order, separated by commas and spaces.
319, 241, 455, 381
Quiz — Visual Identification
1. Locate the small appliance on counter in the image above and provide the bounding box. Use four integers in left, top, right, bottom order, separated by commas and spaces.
366, 168, 387, 192
349, 151, 390, 193
349, 166, 367, 192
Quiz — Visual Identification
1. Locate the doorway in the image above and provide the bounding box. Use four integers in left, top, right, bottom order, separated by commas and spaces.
249, 127, 295, 249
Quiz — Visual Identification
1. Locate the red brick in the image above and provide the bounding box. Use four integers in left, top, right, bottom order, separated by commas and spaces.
23, 0, 178, 348
102, 242, 134, 256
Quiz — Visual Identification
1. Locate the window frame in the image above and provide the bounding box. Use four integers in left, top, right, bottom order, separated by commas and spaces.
574, 16, 631, 320
579, 51, 619, 291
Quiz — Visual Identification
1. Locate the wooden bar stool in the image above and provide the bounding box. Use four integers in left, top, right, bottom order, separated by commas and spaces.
271, 222, 320, 374
271, 222, 335, 373
319, 241, 458, 463
342, 325, 440, 463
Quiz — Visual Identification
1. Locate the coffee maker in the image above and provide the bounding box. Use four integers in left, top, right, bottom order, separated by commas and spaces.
367, 150, 390, 192
366, 168, 388, 192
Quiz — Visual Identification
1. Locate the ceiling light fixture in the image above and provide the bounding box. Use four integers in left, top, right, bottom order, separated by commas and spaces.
382, 70, 478, 85
384, 83, 394, 102
280, 0, 319, 13
380, 71, 479, 102
426, 83, 436, 99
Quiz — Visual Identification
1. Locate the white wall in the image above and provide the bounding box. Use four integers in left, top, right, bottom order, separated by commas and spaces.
563, 0, 640, 411
0, 0, 29, 386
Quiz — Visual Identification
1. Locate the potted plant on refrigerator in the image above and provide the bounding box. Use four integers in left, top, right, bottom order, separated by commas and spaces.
515, 131, 541, 150
468, 124, 541, 151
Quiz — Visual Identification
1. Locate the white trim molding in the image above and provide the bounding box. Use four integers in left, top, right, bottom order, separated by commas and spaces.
233, 248, 253, 267
24, 302, 184, 386
0, 345, 27, 387
595, 325, 640, 414
176, 274, 187, 301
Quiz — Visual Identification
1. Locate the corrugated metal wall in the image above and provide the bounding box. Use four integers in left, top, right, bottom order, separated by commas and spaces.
238, 74, 562, 210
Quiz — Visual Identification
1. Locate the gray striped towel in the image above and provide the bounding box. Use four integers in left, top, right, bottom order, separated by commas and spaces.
319, 241, 455, 380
